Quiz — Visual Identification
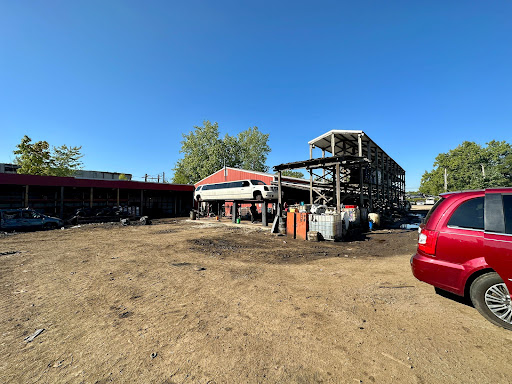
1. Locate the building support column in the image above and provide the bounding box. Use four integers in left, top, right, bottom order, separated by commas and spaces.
60, 186, 65, 218
24, 185, 29, 208
278, 171, 282, 215
90, 187, 94, 208
140, 190, 144, 216
309, 145, 313, 204
336, 163, 341, 213
262, 201, 268, 227
367, 141, 373, 212
117, 188, 120, 207
232, 201, 238, 223
358, 134, 364, 208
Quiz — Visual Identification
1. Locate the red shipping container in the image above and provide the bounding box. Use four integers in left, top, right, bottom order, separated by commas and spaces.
296, 212, 310, 240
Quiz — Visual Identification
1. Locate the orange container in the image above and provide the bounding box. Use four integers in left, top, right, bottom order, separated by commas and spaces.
296, 212, 310, 240
286, 212, 296, 239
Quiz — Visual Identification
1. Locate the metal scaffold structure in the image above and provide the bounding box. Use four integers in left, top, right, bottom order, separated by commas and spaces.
274, 130, 406, 213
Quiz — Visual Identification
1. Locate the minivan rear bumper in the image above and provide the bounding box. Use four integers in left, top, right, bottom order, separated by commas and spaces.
411, 252, 465, 296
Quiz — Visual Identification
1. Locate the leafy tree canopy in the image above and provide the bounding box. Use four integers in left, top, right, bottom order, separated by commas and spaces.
280, 170, 305, 179
13, 135, 84, 177
172, 121, 271, 184
419, 140, 512, 195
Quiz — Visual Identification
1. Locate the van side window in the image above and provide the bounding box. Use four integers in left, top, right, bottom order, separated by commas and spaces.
503, 195, 512, 235
447, 197, 484, 230
242, 181, 250, 187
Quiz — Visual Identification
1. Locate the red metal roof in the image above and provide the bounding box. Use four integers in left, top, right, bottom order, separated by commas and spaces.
0, 173, 194, 192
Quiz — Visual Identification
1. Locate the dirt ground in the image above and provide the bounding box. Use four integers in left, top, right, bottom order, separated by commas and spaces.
1, 218, 511, 384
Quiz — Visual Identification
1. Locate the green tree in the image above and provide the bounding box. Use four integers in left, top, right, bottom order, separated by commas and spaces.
419, 140, 512, 195
281, 170, 305, 179
14, 135, 83, 176
13, 135, 51, 175
51, 144, 84, 176
236, 126, 270, 172
118, 173, 129, 180
172, 121, 271, 184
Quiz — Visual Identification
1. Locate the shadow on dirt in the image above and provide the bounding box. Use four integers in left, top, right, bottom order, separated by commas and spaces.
187, 227, 418, 265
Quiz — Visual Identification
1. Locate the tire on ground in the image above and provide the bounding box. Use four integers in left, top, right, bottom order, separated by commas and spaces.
470, 272, 512, 331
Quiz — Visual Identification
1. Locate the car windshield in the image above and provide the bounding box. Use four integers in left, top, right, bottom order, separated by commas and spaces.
251, 180, 266, 186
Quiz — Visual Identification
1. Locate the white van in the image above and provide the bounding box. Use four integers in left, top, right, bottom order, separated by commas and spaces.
194, 180, 278, 202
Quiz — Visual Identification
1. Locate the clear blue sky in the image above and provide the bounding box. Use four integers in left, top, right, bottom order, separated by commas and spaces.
1, 1, 511, 190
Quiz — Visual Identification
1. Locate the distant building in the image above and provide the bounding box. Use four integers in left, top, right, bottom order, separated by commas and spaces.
0, 163, 132, 181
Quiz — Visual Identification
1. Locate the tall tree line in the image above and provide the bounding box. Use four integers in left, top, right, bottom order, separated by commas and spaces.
419, 140, 512, 195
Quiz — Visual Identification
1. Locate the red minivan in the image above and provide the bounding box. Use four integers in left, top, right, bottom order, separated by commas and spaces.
411, 188, 512, 330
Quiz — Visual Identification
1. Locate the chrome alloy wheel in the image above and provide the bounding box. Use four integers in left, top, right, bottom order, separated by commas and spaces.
485, 283, 512, 324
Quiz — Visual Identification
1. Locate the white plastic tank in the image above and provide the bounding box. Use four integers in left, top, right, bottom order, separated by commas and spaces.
368, 213, 381, 227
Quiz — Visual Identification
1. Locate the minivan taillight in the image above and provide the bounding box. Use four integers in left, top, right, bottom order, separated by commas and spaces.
418, 228, 439, 256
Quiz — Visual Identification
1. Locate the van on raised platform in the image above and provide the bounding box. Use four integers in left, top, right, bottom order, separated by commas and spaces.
194, 180, 278, 202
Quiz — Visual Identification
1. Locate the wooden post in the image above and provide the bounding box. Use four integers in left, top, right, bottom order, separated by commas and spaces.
376, 149, 380, 203
309, 145, 314, 204
278, 171, 282, 211
343, 141, 348, 194
117, 188, 120, 207
358, 134, 364, 208
24, 185, 29, 208
367, 141, 373, 212
309, 169, 313, 204
90, 187, 94, 208
336, 163, 341, 213
262, 201, 267, 227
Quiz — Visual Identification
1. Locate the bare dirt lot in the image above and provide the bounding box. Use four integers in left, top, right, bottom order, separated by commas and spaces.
1, 218, 511, 384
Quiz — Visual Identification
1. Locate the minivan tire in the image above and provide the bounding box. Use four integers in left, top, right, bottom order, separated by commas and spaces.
470, 272, 512, 330
254, 193, 263, 201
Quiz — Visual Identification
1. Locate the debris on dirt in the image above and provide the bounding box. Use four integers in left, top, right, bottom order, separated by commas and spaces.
24, 328, 45, 343
381, 352, 413, 369
0, 251, 21, 256
140, 216, 152, 225
172, 262, 192, 267
151, 352, 158, 359
118, 311, 132, 319
120, 218, 130, 226
194, 266, 206, 271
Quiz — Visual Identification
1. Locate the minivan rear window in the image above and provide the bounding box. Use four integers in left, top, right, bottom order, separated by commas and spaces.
447, 197, 484, 230
424, 197, 445, 225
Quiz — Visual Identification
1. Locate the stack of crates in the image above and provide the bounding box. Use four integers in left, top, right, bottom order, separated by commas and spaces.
309, 214, 344, 241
